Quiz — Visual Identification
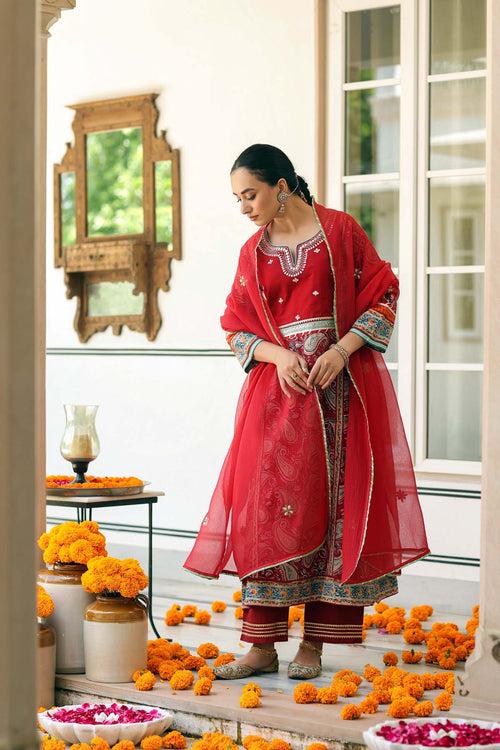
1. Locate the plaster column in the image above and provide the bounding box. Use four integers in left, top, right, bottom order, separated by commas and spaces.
456, 0, 500, 716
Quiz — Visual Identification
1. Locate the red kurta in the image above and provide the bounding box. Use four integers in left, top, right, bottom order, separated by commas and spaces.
184, 201, 430, 588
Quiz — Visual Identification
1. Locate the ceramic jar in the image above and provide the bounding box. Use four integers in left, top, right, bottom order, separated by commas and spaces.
84, 594, 148, 683
37, 562, 94, 674
37, 623, 56, 707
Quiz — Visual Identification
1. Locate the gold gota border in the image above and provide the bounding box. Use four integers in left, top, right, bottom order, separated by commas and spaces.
311, 199, 375, 582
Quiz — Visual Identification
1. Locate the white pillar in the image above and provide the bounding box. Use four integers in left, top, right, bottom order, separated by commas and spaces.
457, 0, 500, 714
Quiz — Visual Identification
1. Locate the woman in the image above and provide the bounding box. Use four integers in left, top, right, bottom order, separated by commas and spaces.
184, 144, 429, 680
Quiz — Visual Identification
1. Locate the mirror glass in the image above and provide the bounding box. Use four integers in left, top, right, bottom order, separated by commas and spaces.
155, 160, 173, 247
61, 172, 76, 246
87, 280, 145, 317
86, 127, 144, 236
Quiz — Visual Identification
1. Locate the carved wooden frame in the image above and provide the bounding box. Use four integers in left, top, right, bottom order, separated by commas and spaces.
54, 92, 181, 341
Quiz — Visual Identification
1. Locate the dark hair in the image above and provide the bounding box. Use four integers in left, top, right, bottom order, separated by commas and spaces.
231, 143, 313, 205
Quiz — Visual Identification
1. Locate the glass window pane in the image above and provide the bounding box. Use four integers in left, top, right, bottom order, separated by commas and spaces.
60, 172, 76, 247
429, 175, 485, 266
345, 180, 399, 266
346, 6, 400, 83
87, 280, 145, 317
430, 0, 486, 74
429, 78, 485, 170
428, 273, 483, 363
385, 315, 398, 363
427, 370, 482, 460
87, 127, 144, 237
155, 160, 173, 247
346, 86, 400, 175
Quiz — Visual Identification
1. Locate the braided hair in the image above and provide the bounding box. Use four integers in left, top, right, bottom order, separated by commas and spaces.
231, 144, 313, 205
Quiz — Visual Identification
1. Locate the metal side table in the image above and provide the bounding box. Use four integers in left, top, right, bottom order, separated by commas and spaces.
45, 490, 165, 638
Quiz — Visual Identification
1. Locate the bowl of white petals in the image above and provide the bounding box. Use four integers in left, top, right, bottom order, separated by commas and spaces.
363, 718, 500, 750
38, 702, 173, 744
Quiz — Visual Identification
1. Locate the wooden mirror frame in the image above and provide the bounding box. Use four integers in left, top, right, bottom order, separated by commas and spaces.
54, 93, 181, 341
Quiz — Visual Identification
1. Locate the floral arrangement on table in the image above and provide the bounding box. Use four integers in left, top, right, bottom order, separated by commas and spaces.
81, 556, 148, 599
37, 584, 55, 618
38, 520, 107, 566
46, 475, 144, 489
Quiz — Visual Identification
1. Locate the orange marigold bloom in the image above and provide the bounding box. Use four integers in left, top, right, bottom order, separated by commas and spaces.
383, 652, 398, 666
294, 682, 318, 704
374, 602, 389, 613
363, 664, 381, 682
335, 680, 358, 697
435, 691, 453, 711
232, 590, 242, 602
245, 741, 268, 750
472, 604, 479, 616
134, 670, 156, 691
90, 740, 110, 750
141, 737, 163, 750
242, 737, 263, 750
165, 609, 183, 626
454, 645, 468, 661
198, 665, 216, 680
42, 739, 66, 750
181, 604, 197, 618
386, 620, 403, 634
359, 696, 379, 714
340, 704, 361, 720
332, 668, 357, 682
268, 741, 291, 750
306, 744, 328, 750
316, 686, 338, 704
425, 649, 439, 664
438, 652, 457, 670
214, 653, 235, 667
373, 689, 392, 704
211, 600, 227, 613
69, 743, 92, 750
240, 691, 261, 708
183, 654, 206, 670
433, 671, 454, 689
195, 610, 211, 625
373, 675, 392, 691
387, 699, 412, 718
194, 677, 213, 695
234, 607, 244, 619
158, 660, 183, 681
404, 628, 426, 645
445, 676, 455, 694
197, 642, 219, 659
414, 700, 434, 717
37, 585, 55, 618
170, 669, 194, 690
111, 742, 135, 750
243, 682, 262, 696
131, 668, 148, 682
402, 649, 422, 664
363, 614, 374, 628
162, 731, 187, 749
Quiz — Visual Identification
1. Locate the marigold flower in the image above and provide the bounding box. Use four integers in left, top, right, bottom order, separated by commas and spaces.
268, 741, 291, 750
386, 620, 403, 634
181, 604, 197, 618
433, 671, 454, 689
141, 738, 163, 750
194, 677, 213, 695
42, 738, 66, 750
211, 600, 227, 613
170, 669, 194, 690
214, 653, 235, 667
413, 700, 434, 717
39, 520, 107, 565
332, 668, 357, 682
134, 670, 156, 690
197, 642, 219, 659
445, 676, 455, 694
111, 742, 135, 750
242, 736, 263, 749
232, 590, 242, 602
294, 682, 318, 704
245, 740, 268, 750
340, 704, 361, 720
131, 668, 148, 682
375, 602, 389, 613
383, 652, 398, 666
404, 628, 426, 645
183, 654, 206, 670
162, 731, 187, 749
158, 660, 184, 680
402, 649, 422, 664
37, 585, 55, 618
334, 680, 358, 697
198, 665, 216, 680
82, 555, 147, 599
359, 695, 379, 714
438, 651, 457, 670
363, 664, 381, 682
306, 744, 328, 750
243, 681, 262, 696
434, 691, 453, 711
234, 607, 243, 619
363, 614, 374, 628
425, 649, 439, 664
69, 743, 92, 750
195, 610, 211, 625
191, 733, 238, 750
316, 686, 338, 704
387, 699, 412, 718
165, 609, 183, 626
373, 689, 392, 704
240, 691, 261, 708
90, 740, 110, 750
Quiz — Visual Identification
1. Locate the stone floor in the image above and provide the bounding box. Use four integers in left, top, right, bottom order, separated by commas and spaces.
55, 577, 497, 748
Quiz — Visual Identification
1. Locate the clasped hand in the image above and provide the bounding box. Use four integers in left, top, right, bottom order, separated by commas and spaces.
275, 347, 345, 398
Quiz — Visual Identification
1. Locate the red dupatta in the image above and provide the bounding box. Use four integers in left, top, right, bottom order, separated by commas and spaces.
184, 200, 429, 584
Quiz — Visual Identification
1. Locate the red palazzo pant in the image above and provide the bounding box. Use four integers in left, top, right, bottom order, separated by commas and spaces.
241, 602, 364, 644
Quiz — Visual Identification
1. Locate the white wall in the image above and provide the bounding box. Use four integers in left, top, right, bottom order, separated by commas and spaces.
45, 0, 479, 582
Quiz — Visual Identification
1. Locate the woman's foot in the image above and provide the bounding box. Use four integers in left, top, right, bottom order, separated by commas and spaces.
287, 639, 323, 680
214, 644, 279, 680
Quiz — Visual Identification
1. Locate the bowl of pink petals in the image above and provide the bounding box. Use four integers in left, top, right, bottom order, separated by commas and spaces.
364, 719, 500, 750
38, 702, 173, 744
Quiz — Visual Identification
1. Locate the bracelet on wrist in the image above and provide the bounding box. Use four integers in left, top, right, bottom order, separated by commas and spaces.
330, 342, 350, 366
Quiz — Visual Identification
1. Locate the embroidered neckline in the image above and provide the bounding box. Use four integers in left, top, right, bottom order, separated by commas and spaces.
259, 229, 323, 277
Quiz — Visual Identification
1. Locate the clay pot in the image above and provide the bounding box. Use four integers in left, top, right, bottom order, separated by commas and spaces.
38, 562, 94, 674
84, 594, 147, 683
37, 623, 56, 708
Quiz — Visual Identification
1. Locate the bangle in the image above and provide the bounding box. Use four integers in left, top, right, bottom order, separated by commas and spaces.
330, 342, 350, 366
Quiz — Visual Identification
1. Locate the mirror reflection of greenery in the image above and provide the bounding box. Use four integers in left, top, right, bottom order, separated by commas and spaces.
88, 281, 145, 318
61, 172, 76, 246
155, 160, 173, 246
86, 127, 144, 236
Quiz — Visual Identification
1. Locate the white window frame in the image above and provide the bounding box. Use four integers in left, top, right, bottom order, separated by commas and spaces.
325, 0, 484, 478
